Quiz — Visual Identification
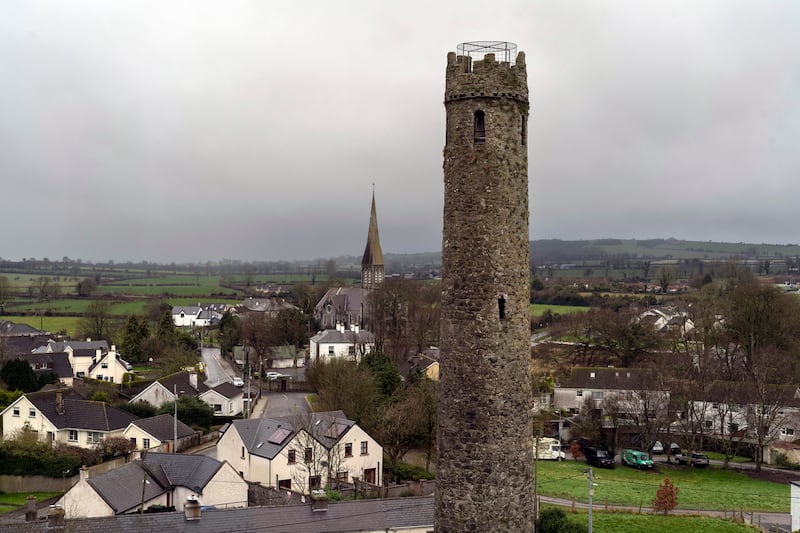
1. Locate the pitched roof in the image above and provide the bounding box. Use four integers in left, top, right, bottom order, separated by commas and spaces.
241, 298, 299, 313
26, 388, 139, 431
141, 453, 225, 494
314, 287, 368, 315
86, 462, 167, 514
209, 381, 242, 399
310, 328, 375, 344
559, 367, 660, 391
0, 321, 47, 337
0, 495, 434, 532
361, 191, 384, 268
231, 418, 294, 460
129, 414, 195, 441
157, 370, 208, 395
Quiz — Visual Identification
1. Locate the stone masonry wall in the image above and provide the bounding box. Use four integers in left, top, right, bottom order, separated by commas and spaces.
436, 49, 534, 532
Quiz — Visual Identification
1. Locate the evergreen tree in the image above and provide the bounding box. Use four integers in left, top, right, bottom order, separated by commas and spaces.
0, 359, 39, 392
121, 315, 150, 364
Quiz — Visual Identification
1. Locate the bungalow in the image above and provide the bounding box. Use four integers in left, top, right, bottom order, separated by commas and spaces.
55, 453, 248, 518
0, 388, 138, 449
123, 413, 197, 453
309, 324, 375, 364
199, 381, 244, 417
216, 411, 383, 494
129, 370, 206, 408
172, 304, 227, 328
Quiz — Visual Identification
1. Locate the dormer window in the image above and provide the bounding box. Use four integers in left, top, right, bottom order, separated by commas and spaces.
474, 110, 486, 144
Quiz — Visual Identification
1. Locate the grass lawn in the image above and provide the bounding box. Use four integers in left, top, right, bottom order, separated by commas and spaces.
530, 304, 590, 316
570, 509, 762, 532
0, 492, 62, 515
537, 460, 788, 513
704, 451, 753, 464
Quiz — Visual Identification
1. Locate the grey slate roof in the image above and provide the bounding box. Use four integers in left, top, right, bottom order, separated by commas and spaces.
1, 335, 53, 356
157, 370, 209, 395
141, 453, 224, 495
20, 352, 73, 379
26, 388, 139, 431
0, 321, 46, 337
241, 297, 300, 313
0, 496, 434, 532
87, 462, 168, 514
560, 367, 657, 390
210, 381, 242, 399
310, 328, 375, 344
130, 414, 195, 441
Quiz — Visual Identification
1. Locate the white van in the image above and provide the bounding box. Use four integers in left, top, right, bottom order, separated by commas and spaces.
535, 437, 566, 461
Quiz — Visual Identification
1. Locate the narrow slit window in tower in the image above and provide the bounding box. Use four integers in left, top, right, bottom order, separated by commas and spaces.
498, 297, 506, 320
521, 115, 527, 145
474, 110, 486, 144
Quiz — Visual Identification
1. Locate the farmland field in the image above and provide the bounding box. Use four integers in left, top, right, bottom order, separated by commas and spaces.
531, 304, 590, 316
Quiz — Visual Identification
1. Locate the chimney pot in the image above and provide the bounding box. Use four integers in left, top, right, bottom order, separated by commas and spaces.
184, 496, 201, 521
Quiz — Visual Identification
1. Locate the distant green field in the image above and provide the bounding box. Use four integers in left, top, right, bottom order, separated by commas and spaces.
0, 492, 63, 515
531, 304, 589, 316
537, 460, 787, 512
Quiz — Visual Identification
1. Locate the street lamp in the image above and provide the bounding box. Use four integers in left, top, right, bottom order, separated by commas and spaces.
584, 468, 598, 533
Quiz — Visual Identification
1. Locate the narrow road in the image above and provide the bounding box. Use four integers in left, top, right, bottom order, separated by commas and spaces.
200, 346, 230, 386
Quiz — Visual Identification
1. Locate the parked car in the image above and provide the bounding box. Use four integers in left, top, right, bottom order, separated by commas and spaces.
266, 372, 283, 381
651, 441, 665, 454
232, 377, 244, 387
675, 451, 709, 467
621, 449, 654, 469
584, 447, 615, 468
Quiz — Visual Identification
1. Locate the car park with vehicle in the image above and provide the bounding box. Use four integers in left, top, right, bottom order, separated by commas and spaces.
232, 377, 244, 387
535, 437, 566, 461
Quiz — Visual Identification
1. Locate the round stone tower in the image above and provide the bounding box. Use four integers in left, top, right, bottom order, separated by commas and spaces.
437, 42, 533, 532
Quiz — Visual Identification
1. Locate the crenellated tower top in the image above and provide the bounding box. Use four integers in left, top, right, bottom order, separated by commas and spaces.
445, 41, 528, 104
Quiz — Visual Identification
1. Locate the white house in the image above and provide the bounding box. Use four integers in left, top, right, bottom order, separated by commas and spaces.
172, 303, 228, 328
0, 388, 138, 449
86, 345, 132, 384
216, 411, 383, 494
129, 370, 206, 408
32, 339, 110, 378
56, 453, 248, 518
199, 382, 244, 416
309, 324, 375, 364
123, 413, 197, 453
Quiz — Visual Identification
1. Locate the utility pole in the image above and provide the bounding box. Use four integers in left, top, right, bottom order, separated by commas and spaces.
173, 384, 178, 453
587, 467, 594, 533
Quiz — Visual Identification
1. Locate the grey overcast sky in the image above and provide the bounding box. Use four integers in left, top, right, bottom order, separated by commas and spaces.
2, 1, 798, 263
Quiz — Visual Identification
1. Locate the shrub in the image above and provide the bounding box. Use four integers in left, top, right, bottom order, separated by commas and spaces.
386, 461, 434, 481
537, 508, 586, 533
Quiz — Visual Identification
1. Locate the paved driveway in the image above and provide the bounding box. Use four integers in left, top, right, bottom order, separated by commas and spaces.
262, 391, 308, 418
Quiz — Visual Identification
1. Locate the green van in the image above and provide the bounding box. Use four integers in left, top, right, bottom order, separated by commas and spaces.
621, 449, 654, 469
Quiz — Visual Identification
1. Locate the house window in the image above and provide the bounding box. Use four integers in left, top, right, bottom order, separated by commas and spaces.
592, 391, 603, 400
348, 346, 355, 355
474, 110, 486, 144
130, 437, 137, 448
360, 441, 368, 455
309, 475, 322, 490
704, 420, 713, 429
364, 468, 377, 484
304, 447, 313, 462
12, 407, 19, 417
68, 430, 78, 442
278, 479, 291, 490
214, 404, 222, 414
101, 363, 108, 368
288, 449, 296, 464
241, 446, 245, 459
336, 471, 348, 481
87, 432, 103, 444
328, 346, 335, 355
76, 372, 85, 378
345, 443, 353, 457
143, 438, 150, 449
576, 390, 583, 398
29, 408, 36, 418
781, 428, 795, 436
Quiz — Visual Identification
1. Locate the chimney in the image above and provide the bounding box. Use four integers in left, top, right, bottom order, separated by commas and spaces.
354, 325, 360, 334
56, 391, 64, 415
310, 490, 329, 512
184, 495, 201, 521
95, 348, 102, 362
47, 505, 65, 529
189, 372, 198, 390
25, 495, 37, 522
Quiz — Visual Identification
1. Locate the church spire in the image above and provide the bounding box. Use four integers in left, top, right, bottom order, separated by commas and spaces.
361, 190, 384, 289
